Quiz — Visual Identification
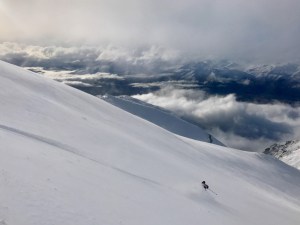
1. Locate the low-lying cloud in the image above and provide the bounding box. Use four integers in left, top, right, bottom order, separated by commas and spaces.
0, 42, 179, 73
26, 67, 123, 88
133, 86, 300, 151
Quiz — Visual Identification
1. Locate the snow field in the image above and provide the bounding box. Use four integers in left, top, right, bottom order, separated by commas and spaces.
0, 60, 300, 225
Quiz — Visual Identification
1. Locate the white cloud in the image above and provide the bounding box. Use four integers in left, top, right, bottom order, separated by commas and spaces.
25, 67, 124, 81
61, 81, 95, 87
0, 42, 181, 66
23, 66, 123, 88
133, 86, 300, 151
45, 72, 123, 81
96, 46, 134, 62
0, 42, 100, 59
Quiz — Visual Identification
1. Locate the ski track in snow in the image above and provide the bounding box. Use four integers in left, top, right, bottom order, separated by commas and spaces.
0, 123, 162, 188
0, 124, 79, 155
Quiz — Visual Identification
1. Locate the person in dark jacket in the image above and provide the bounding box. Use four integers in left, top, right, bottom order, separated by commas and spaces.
202, 181, 209, 190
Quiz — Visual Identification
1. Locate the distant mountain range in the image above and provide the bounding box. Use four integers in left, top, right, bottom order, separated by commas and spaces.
264, 140, 300, 169
171, 62, 300, 105
24, 61, 300, 105
1, 46, 299, 105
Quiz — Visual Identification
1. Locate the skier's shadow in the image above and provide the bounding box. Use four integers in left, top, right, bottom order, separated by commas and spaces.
188, 188, 217, 203
187, 188, 235, 214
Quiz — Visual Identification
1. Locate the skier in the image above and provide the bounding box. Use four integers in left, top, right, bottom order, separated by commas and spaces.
202, 181, 209, 190
208, 134, 213, 143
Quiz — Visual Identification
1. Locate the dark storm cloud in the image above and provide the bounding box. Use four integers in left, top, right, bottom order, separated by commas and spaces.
133, 87, 300, 151
1, 0, 300, 62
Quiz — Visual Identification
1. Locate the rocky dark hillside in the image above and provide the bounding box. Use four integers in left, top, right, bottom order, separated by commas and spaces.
264, 140, 300, 169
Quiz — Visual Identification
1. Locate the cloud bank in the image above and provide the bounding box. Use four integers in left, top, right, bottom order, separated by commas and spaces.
133, 87, 300, 151
0, 42, 178, 70
1, 0, 300, 62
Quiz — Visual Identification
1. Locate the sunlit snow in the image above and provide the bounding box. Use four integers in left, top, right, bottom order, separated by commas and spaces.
0, 60, 299, 225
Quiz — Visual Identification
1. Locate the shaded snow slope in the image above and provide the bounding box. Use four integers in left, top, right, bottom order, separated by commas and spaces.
100, 95, 224, 146
264, 140, 300, 170
0, 60, 300, 225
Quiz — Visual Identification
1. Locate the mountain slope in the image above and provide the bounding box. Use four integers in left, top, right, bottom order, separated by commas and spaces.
0, 60, 300, 225
264, 140, 300, 170
100, 95, 224, 146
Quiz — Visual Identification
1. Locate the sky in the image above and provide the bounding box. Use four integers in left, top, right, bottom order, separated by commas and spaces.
1, 0, 300, 62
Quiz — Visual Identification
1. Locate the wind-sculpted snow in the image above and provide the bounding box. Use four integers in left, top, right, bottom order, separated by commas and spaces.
0, 60, 300, 225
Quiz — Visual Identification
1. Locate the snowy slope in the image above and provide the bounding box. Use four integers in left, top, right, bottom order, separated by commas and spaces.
100, 95, 224, 146
264, 140, 300, 170
0, 60, 300, 225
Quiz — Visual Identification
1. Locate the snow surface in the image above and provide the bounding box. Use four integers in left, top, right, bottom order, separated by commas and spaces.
0, 60, 300, 225
100, 95, 224, 146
